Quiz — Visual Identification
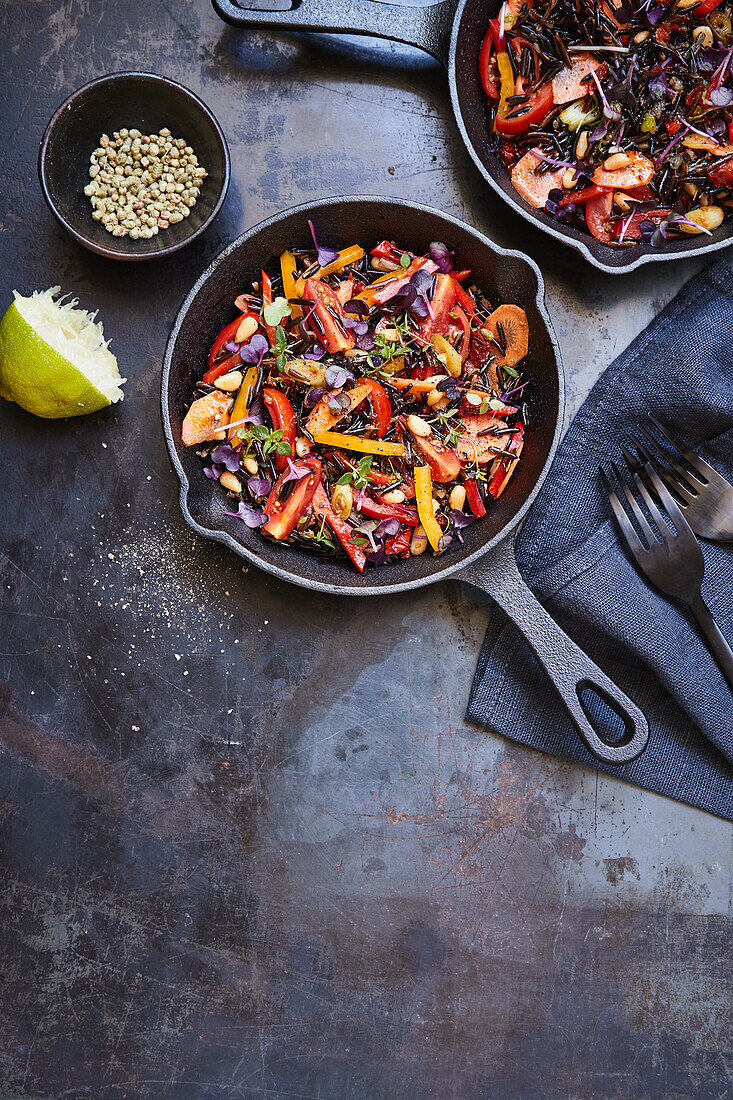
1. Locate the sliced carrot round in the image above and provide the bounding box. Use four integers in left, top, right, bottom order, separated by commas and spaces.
510, 149, 565, 209
591, 151, 655, 190
481, 304, 529, 368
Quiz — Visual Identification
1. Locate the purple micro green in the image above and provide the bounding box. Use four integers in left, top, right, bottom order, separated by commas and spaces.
308, 219, 339, 267
225, 502, 268, 528
344, 299, 369, 318
303, 343, 326, 361
589, 68, 621, 122
210, 443, 241, 472
239, 333, 269, 366
204, 464, 223, 480
429, 241, 454, 273
304, 386, 326, 408
247, 475, 272, 497
324, 365, 354, 389
281, 457, 311, 485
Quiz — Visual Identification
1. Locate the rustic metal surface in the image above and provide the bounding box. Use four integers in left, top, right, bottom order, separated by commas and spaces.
1, 2, 731, 1098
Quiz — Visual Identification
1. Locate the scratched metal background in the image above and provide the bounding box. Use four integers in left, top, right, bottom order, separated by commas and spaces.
1, 2, 731, 1098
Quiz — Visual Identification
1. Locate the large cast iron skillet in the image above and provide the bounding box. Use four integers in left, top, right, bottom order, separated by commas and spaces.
213, 0, 733, 275
162, 196, 648, 763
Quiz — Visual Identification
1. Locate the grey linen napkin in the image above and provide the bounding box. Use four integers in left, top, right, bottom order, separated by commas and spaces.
467, 254, 733, 821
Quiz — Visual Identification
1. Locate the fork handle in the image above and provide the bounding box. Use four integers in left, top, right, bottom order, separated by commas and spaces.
689, 593, 733, 691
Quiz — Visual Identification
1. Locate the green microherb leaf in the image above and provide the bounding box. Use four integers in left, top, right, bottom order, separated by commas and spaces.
336, 472, 354, 486
400, 252, 411, 268
349, 536, 369, 547
489, 398, 506, 411
479, 399, 491, 414
263, 298, 291, 328
502, 365, 519, 379
275, 441, 293, 456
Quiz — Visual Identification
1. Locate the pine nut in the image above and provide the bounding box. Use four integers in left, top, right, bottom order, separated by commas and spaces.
243, 456, 259, 476
371, 256, 400, 272
295, 436, 310, 457
382, 489, 406, 504
575, 131, 589, 160
614, 192, 632, 212
406, 414, 431, 438
633, 29, 649, 42
331, 484, 353, 519
219, 471, 242, 493
603, 152, 630, 171
561, 168, 576, 190
692, 24, 713, 45
410, 526, 428, 555
235, 315, 258, 343
449, 485, 467, 511
683, 181, 699, 198
680, 205, 724, 232
426, 389, 448, 408
212, 430, 227, 441
214, 370, 243, 392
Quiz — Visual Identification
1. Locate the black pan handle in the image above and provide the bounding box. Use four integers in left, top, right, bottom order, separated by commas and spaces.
212, 0, 459, 66
458, 537, 649, 764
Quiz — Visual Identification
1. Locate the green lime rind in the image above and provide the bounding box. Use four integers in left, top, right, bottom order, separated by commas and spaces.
0, 300, 112, 419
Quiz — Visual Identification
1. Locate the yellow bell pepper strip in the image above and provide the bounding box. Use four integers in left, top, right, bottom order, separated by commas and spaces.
495, 49, 515, 129
414, 465, 443, 552
430, 333, 462, 378
260, 269, 278, 344
280, 250, 302, 319
290, 245, 366, 299
311, 430, 406, 457
226, 365, 259, 439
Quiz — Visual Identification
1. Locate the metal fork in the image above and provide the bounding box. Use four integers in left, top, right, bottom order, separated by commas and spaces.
620, 415, 733, 542
601, 459, 733, 691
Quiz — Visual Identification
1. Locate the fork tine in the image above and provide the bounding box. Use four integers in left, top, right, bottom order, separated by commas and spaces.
600, 466, 646, 555
631, 469, 673, 546
641, 460, 698, 547
636, 424, 704, 492
611, 461, 657, 547
648, 415, 720, 484
632, 437, 697, 506
619, 442, 644, 479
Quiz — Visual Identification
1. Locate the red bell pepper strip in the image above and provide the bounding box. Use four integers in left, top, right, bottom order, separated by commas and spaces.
370, 240, 405, 264
451, 278, 475, 317
560, 184, 604, 207
415, 272, 457, 343
263, 386, 297, 471
495, 82, 554, 136
385, 527, 411, 556
260, 269, 278, 344
452, 269, 471, 282
356, 496, 420, 527
203, 350, 242, 386
207, 315, 252, 373
696, 0, 723, 13
312, 484, 366, 572
302, 278, 355, 354
464, 476, 487, 518
355, 376, 392, 438
487, 424, 524, 498
262, 456, 321, 540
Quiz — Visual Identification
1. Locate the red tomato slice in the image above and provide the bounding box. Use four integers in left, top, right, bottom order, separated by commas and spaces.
585, 190, 614, 243
592, 151, 655, 190
552, 54, 604, 105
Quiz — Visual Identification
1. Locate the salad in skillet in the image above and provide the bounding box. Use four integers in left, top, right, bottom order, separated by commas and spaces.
480, 0, 733, 246
181, 225, 529, 572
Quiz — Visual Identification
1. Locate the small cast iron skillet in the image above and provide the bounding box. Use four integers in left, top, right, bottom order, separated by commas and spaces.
39, 72, 230, 261
162, 196, 648, 764
213, 0, 733, 275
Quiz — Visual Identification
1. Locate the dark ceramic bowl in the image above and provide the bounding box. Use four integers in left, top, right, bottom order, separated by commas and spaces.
38, 72, 230, 261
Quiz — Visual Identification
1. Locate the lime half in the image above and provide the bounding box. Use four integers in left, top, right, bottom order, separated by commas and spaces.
0, 287, 125, 418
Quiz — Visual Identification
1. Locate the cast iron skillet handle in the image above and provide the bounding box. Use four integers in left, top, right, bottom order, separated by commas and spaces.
459, 537, 649, 764
212, 0, 459, 66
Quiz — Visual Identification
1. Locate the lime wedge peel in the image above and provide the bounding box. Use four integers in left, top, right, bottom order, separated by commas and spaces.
0, 287, 126, 419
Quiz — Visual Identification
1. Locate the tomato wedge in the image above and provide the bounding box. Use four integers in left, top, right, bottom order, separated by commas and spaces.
613, 207, 672, 241
585, 190, 614, 243
495, 83, 554, 136
302, 278, 354, 354
262, 456, 321, 540
591, 151, 655, 191
479, 27, 500, 97
411, 435, 462, 482
708, 159, 733, 188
